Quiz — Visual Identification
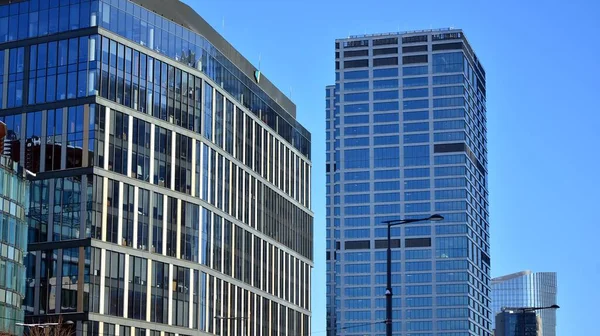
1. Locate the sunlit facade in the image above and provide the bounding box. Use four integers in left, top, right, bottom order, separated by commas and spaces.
0, 0, 313, 335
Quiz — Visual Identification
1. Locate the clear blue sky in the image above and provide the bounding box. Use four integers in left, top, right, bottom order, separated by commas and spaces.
185, 0, 599, 334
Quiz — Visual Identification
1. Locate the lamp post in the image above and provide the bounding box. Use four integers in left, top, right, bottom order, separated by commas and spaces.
381, 214, 444, 336
502, 305, 559, 336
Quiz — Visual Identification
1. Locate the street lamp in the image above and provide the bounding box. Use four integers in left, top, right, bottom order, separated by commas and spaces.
502, 305, 559, 335
381, 214, 443, 336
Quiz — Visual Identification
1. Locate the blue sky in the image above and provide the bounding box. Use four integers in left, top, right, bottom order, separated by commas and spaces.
185, 0, 599, 334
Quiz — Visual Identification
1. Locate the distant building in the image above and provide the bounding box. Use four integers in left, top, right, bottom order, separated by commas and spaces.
494, 309, 542, 336
492, 271, 557, 336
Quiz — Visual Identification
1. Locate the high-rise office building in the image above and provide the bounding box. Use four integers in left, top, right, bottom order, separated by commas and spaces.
491, 271, 557, 336
0, 150, 28, 335
326, 29, 490, 336
0, 0, 313, 335
494, 310, 543, 336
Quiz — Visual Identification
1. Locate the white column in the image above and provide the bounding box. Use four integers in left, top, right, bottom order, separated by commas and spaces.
149, 124, 155, 184
168, 264, 174, 325
146, 258, 152, 321
188, 270, 194, 328
176, 199, 182, 259
132, 186, 139, 249
171, 131, 176, 190
191, 140, 197, 197
123, 254, 130, 318
101, 177, 108, 241
162, 194, 168, 255
117, 181, 124, 246
104, 107, 110, 170
99, 248, 107, 314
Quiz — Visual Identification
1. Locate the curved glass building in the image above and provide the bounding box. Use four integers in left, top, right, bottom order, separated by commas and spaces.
491, 271, 558, 336
0, 153, 28, 335
0, 0, 313, 335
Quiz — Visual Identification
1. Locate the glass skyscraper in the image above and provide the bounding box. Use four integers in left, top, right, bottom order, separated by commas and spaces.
326, 29, 490, 336
0, 151, 28, 335
0, 0, 313, 335
491, 271, 557, 336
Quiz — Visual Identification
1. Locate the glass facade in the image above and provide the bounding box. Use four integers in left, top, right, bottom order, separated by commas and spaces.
0, 155, 28, 336
491, 271, 557, 336
1, 0, 312, 335
327, 29, 490, 336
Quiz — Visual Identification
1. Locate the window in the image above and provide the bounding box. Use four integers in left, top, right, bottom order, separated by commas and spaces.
374, 135, 399, 146
403, 77, 428, 87
405, 285, 432, 295
374, 102, 399, 112
344, 59, 369, 68
345, 92, 369, 102
404, 168, 429, 178
404, 145, 430, 166
433, 74, 465, 85
345, 126, 369, 136
404, 191, 430, 201
373, 79, 398, 89
374, 192, 401, 202
374, 113, 399, 123
433, 86, 464, 96
404, 133, 429, 144
433, 97, 465, 108
435, 189, 467, 199
374, 124, 399, 134
373, 57, 398, 67
402, 45, 428, 53
404, 179, 430, 189
374, 169, 400, 179
405, 202, 431, 213
403, 99, 429, 110
344, 149, 370, 169
374, 181, 400, 191
344, 81, 369, 91
403, 66, 428, 76
436, 236, 467, 258
403, 88, 429, 98
344, 49, 369, 57
344, 115, 369, 124
434, 131, 466, 142
345, 171, 370, 181
373, 90, 399, 100
432, 52, 464, 73
434, 108, 465, 119
403, 122, 429, 133
405, 297, 432, 307
404, 111, 429, 121
405, 250, 432, 260
405, 226, 431, 236
345, 103, 369, 113
344, 70, 369, 80
435, 201, 467, 211
405, 261, 432, 271
405, 273, 432, 284
373, 68, 399, 78
345, 137, 369, 147
402, 55, 428, 64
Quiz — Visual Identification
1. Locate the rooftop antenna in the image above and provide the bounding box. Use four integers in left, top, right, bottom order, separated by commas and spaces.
222, 16, 225, 31
289, 86, 293, 99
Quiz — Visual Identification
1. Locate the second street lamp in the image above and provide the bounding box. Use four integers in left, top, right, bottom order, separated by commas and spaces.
382, 214, 444, 336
